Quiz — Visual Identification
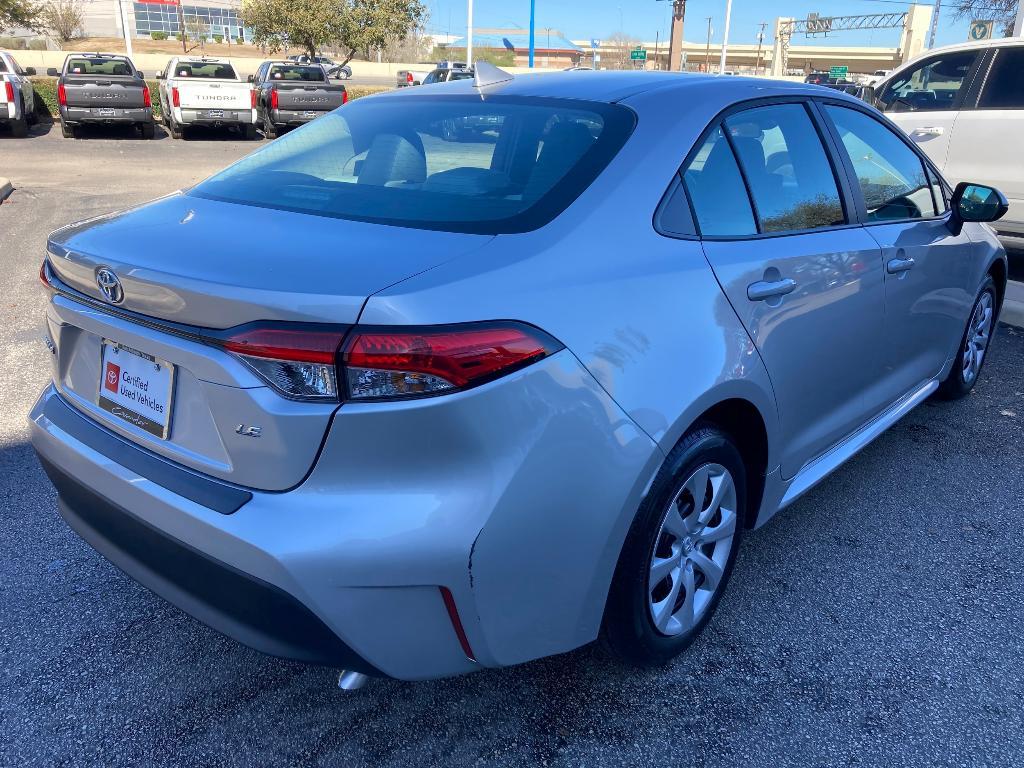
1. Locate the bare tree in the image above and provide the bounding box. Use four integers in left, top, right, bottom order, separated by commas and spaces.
184, 17, 209, 52
42, 0, 83, 44
378, 28, 430, 63
949, 0, 1018, 35
603, 32, 641, 70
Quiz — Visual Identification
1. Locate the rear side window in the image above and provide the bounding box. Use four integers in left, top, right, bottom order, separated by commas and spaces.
825, 105, 938, 220
877, 51, 978, 112
66, 57, 134, 76
191, 95, 634, 234
978, 48, 1024, 109
269, 65, 326, 82
682, 126, 757, 237
0, 60, 6, 73
725, 104, 846, 233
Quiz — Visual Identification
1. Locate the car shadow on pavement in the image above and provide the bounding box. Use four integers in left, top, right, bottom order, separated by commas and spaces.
62, 123, 170, 142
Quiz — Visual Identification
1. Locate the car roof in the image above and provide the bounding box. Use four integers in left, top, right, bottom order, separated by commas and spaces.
375, 70, 860, 106
904, 34, 1023, 57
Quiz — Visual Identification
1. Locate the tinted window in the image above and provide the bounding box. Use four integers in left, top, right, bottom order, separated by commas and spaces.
0, 59, 6, 73
682, 126, 757, 237
269, 65, 326, 82
191, 96, 634, 234
825, 105, 937, 221
725, 104, 846, 233
66, 57, 134, 76
877, 51, 978, 112
979, 48, 1024, 109
174, 62, 237, 79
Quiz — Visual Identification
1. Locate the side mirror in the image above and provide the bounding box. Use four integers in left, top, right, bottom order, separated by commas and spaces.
136, 70, 145, 79
247, 74, 254, 83
156, 72, 164, 79
948, 182, 1008, 235
859, 85, 875, 104
47, 67, 59, 77
25, 67, 36, 76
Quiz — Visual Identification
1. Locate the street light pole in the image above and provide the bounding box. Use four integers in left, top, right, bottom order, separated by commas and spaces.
718, 0, 732, 74
529, 0, 536, 68
116, 0, 134, 57
467, 0, 474, 67
704, 16, 712, 73
927, 0, 941, 49
1014, 2, 1023, 36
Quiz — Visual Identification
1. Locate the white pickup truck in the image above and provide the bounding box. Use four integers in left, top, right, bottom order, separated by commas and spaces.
0, 51, 38, 138
156, 56, 256, 139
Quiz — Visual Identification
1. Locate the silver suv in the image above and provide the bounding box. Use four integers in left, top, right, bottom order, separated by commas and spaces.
31, 69, 1008, 683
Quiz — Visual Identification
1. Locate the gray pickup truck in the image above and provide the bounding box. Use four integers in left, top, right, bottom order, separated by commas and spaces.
47, 54, 155, 139
250, 61, 347, 139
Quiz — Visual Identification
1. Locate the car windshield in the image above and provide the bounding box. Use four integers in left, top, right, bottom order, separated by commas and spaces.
269, 65, 326, 82
190, 95, 635, 234
174, 62, 237, 79
67, 57, 134, 76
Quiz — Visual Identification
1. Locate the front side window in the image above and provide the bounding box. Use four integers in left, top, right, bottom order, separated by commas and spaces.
724, 103, 846, 233
978, 47, 1024, 109
682, 126, 757, 237
191, 95, 634, 234
877, 51, 978, 112
825, 105, 937, 221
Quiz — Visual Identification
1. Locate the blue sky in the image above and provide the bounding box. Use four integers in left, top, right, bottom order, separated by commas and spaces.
423, 0, 1002, 51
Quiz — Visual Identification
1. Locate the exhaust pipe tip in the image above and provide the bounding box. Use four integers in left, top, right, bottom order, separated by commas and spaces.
337, 670, 369, 691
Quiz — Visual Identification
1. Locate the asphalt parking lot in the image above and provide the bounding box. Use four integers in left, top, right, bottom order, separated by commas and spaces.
2, 129, 1023, 767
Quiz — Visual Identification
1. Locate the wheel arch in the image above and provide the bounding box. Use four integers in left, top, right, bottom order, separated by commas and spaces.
988, 255, 1007, 310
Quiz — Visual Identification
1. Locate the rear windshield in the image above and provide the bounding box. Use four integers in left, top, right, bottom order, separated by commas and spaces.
269, 65, 326, 82
174, 62, 237, 79
67, 57, 134, 76
190, 95, 635, 234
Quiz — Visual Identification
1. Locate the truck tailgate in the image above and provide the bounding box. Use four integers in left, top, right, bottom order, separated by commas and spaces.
177, 81, 251, 111
273, 83, 346, 111
63, 77, 148, 109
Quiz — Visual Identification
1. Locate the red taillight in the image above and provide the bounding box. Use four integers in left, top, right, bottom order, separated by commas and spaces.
341, 89, 348, 105
251, 88, 258, 109
171, 86, 180, 107
269, 88, 278, 110
221, 324, 346, 364
39, 258, 52, 291
142, 85, 151, 108
341, 322, 562, 400
406, 72, 413, 83
7, 81, 17, 103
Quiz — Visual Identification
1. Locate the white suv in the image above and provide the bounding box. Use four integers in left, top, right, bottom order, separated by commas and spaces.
875, 37, 1024, 246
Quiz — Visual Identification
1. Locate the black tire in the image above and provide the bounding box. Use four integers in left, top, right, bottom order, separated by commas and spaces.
9, 114, 28, 138
167, 114, 183, 139
60, 120, 75, 139
935, 275, 998, 401
262, 113, 278, 140
602, 425, 746, 666
242, 123, 259, 141
140, 121, 156, 139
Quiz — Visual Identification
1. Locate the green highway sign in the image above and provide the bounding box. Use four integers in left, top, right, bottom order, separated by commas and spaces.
829, 65, 848, 78
630, 47, 647, 61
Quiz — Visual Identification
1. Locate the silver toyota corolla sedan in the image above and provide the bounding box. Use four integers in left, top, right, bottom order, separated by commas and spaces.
31, 67, 1008, 684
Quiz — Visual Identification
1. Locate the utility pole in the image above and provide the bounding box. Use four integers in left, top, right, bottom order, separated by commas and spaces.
667, 0, 686, 73
927, 0, 940, 49
719, 0, 732, 74
529, 0, 535, 68
704, 16, 712, 73
755, 21, 766, 74
467, 0, 474, 67
654, 29, 660, 70
116, 0, 133, 57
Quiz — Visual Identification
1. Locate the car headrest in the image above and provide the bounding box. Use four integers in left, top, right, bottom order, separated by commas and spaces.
358, 134, 427, 187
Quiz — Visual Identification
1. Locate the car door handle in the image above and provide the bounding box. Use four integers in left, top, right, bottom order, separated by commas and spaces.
886, 256, 916, 274
747, 278, 797, 301
913, 126, 945, 136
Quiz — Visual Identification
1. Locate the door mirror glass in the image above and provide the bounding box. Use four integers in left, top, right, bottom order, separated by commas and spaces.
47, 67, 59, 77
24, 67, 36, 76
247, 74, 255, 83
136, 70, 145, 79
156, 71, 164, 79
952, 183, 1008, 223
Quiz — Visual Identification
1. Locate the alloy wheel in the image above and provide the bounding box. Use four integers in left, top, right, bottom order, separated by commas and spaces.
648, 463, 738, 637
962, 291, 994, 386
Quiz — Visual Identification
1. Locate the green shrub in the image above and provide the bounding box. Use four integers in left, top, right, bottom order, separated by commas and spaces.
235, 37, 244, 45
151, 31, 168, 41
0, 36, 27, 50
212, 34, 223, 43
28, 38, 48, 51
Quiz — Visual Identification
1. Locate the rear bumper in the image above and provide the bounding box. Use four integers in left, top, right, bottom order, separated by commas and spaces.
30, 347, 660, 679
61, 106, 153, 125
179, 108, 254, 126
270, 108, 329, 125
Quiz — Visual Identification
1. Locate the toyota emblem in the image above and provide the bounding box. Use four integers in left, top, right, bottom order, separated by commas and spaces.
95, 267, 124, 304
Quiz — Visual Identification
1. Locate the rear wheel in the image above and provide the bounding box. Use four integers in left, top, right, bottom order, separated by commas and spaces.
935, 276, 997, 400
140, 121, 156, 139
262, 113, 278, 139
602, 425, 746, 665
242, 123, 259, 141
167, 114, 183, 139
60, 120, 75, 139
9, 114, 28, 138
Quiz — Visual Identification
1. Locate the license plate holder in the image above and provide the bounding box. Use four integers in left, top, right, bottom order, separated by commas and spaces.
97, 340, 175, 439
96, 107, 116, 117
301, 110, 317, 119
205, 109, 225, 119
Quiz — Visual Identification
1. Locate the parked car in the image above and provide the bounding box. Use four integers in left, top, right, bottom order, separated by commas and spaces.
396, 67, 431, 87
865, 68, 890, 86
156, 56, 256, 140
0, 51, 37, 138
288, 54, 352, 79
420, 66, 474, 85
250, 61, 347, 139
873, 37, 1024, 248
804, 71, 831, 84
48, 53, 155, 139
32, 67, 1008, 685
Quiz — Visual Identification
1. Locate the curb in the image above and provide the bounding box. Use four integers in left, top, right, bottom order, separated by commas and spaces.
0, 177, 12, 203
1002, 280, 1024, 329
